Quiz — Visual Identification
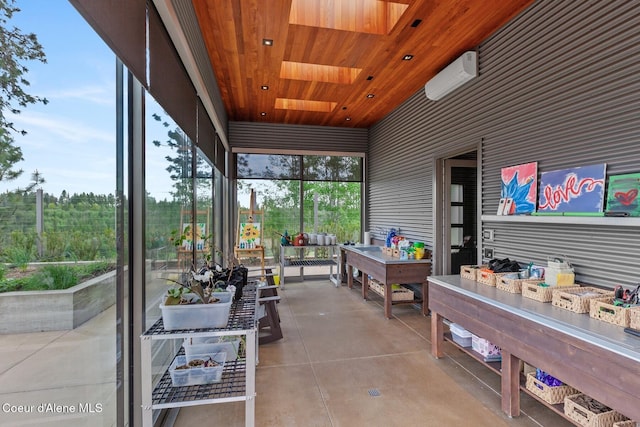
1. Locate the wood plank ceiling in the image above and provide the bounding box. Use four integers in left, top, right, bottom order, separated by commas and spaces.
192, 0, 534, 128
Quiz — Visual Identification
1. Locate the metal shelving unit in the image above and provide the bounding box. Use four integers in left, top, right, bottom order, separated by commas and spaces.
141, 285, 259, 427
279, 244, 338, 288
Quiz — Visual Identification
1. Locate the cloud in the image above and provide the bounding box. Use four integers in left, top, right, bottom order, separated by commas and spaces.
45, 84, 113, 106
8, 111, 113, 145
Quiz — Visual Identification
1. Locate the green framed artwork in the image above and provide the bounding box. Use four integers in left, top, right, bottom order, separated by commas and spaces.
605, 173, 640, 216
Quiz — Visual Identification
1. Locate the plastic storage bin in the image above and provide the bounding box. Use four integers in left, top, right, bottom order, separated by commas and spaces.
160, 291, 233, 330
169, 352, 227, 387
183, 337, 241, 360
472, 334, 501, 361
450, 323, 472, 347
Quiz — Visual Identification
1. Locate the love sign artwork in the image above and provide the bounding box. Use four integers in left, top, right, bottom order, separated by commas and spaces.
538, 164, 607, 213
605, 173, 640, 216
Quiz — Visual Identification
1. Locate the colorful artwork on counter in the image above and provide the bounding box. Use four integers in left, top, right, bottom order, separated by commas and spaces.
605, 173, 640, 216
500, 162, 538, 214
538, 163, 607, 213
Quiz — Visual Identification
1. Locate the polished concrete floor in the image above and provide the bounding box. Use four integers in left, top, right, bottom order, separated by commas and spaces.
172, 278, 573, 427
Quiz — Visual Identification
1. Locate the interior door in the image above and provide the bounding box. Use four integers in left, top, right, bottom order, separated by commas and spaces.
443, 159, 477, 274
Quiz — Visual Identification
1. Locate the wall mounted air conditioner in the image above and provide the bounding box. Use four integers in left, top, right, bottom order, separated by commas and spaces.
424, 51, 477, 101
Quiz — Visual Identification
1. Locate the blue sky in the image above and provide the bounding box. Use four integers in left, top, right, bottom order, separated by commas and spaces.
1, 1, 176, 199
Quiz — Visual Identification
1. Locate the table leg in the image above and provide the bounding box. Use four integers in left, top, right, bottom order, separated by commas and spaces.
362, 273, 369, 300
431, 311, 444, 358
381, 282, 392, 319
501, 350, 521, 417
347, 264, 353, 289
421, 281, 429, 316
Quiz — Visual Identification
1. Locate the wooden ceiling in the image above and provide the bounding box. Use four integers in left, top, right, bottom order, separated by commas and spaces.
192, 0, 534, 128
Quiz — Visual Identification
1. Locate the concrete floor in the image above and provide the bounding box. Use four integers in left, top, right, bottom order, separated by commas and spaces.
171, 278, 573, 427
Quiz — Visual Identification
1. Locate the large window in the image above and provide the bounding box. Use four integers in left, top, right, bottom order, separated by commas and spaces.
0, 2, 122, 425
236, 153, 363, 264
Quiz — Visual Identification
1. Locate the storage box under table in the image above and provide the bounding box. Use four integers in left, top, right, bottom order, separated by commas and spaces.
589, 297, 633, 327
449, 323, 472, 347
552, 287, 615, 314
525, 372, 577, 405
613, 421, 638, 427
564, 393, 627, 427
471, 334, 501, 361
629, 306, 640, 331
368, 280, 414, 301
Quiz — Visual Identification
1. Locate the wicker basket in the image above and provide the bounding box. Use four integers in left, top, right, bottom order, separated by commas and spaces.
368, 280, 414, 301
525, 372, 577, 405
552, 287, 615, 314
564, 394, 627, 427
522, 281, 555, 302
629, 306, 640, 331
589, 298, 632, 327
477, 269, 509, 287
460, 265, 483, 281
613, 421, 638, 427
497, 276, 543, 294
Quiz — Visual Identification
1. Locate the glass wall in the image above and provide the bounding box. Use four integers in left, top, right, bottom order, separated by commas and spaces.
0, 2, 121, 425
236, 153, 363, 268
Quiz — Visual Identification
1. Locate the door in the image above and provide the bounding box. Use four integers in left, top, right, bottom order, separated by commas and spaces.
437, 154, 478, 275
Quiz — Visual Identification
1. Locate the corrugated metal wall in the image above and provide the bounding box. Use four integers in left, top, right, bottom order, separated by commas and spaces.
229, 121, 368, 154
368, 0, 640, 287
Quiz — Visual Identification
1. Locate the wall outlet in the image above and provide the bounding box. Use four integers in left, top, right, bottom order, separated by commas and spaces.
484, 248, 494, 259
482, 229, 495, 242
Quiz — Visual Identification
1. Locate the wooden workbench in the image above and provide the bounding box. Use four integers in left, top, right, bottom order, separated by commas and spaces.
429, 275, 640, 422
341, 245, 432, 319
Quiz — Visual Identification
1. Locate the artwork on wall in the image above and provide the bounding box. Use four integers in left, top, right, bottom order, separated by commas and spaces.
605, 173, 640, 216
500, 162, 538, 214
538, 163, 607, 213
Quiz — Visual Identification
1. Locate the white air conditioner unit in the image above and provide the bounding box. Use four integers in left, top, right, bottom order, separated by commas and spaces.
424, 51, 477, 101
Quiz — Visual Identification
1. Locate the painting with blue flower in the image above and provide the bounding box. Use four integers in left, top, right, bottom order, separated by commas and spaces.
501, 162, 538, 214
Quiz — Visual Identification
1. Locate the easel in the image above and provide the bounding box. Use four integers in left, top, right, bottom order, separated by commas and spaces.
234, 189, 265, 278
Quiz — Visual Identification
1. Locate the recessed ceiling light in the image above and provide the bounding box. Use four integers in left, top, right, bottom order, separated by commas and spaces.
345, 117, 351, 121
262, 39, 273, 46
366, 94, 375, 98
260, 85, 269, 90
342, 106, 347, 110
402, 54, 414, 61
260, 112, 267, 116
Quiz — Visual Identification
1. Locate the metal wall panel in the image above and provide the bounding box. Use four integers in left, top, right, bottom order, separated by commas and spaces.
368, 0, 640, 286
229, 121, 368, 155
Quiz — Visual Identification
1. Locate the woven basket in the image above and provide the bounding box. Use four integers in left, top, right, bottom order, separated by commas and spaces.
522, 281, 554, 302
564, 394, 627, 427
497, 276, 542, 294
552, 287, 615, 314
525, 373, 577, 405
589, 298, 632, 327
368, 280, 414, 301
460, 265, 483, 281
477, 270, 509, 287
629, 306, 640, 331
613, 421, 638, 427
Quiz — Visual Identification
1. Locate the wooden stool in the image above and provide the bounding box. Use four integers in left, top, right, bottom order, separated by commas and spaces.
257, 282, 283, 344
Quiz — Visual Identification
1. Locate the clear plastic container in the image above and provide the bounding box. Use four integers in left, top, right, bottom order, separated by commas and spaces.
159, 291, 233, 330
169, 352, 226, 387
450, 323, 472, 347
183, 337, 241, 359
